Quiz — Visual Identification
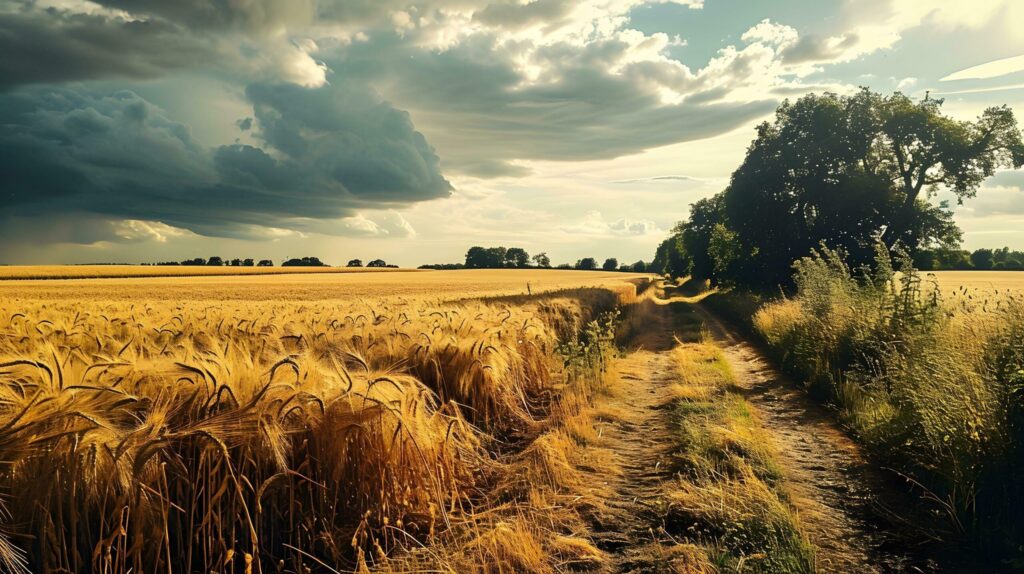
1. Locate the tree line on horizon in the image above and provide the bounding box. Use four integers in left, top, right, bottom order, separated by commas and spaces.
648, 87, 1024, 287
418, 246, 649, 273
147, 256, 397, 268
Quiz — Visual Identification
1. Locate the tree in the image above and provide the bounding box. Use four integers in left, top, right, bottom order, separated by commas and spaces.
575, 257, 598, 270
282, 257, 325, 267
872, 93, 1024, 247
243, 258, 254, 267
602, 258, 619, 271
971, 248, 995, 270
697, 88, 1020, 289
367, 259, 387, 267
347, 259, 363, 267
652, 230, 690, 279
505, 247, 530, 268
532, 252, 551, 268
207, 256, 224, 266
630, 260, 647, 273
257, 259, 273, 267
487, 247, 508, 268
707, 224, 741, 282
465, 246, 531, 268
465, 246, 489, 269
230, 258, 242, 266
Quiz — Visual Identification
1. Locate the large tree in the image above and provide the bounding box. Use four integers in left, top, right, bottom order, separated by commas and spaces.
717, 88, 1021, 288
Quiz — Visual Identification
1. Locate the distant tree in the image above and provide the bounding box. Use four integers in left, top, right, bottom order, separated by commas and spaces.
242, 258, 254, 267
556, 263, 572, 269
652, 231, 690, 279
465, 246, 489, 269
575, 257, 598, 270
230, 258, 242, 267
207, 257, 224, 266
182, 258, 206, 266
971, 248, 995, 270
505, 247, 530, 268
367, 259, 387, 268
630, 260, 648, 273
282, 257, 326, 267
487, 247, 508, 268
466, 246, 531, 268
602, 258, 619, 271
257, 259, 273, 267
419, 263, 466, 270
347, 259, 363, 267
532, 252, 551, 268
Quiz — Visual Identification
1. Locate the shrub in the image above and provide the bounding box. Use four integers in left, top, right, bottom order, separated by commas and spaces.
753, 244, 1024, 561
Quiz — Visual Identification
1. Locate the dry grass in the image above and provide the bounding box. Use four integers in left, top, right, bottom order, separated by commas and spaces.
0, 269, 649, 303
666, 343, 813, 573
930, 270, 1024, 298
0, 272, 641, 572
0, 264, 411, 280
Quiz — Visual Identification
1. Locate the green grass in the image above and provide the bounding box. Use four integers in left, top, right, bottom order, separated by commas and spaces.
664, 342, 814, 573
749, 246, 1024, 567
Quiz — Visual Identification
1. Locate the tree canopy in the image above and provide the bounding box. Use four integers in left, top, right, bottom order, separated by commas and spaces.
660, 88, 1023, 289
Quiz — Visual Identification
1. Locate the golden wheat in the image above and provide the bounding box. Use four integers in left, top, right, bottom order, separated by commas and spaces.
0, 271, 641, 573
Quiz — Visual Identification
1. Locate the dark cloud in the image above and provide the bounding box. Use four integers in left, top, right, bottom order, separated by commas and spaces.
90, 0, 315, 31
0, 81, 451, 241
329, 34, 776, 177
0, 7, 212, 91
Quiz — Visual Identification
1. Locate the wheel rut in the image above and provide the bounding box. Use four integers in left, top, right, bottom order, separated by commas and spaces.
692, 302, 941, 573
579, 295, 942, 573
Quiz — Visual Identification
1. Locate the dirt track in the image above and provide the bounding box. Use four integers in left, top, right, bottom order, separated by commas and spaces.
582, 293, 941, 573
693, 303, 939, 573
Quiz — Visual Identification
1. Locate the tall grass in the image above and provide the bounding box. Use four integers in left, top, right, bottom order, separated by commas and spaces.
0, 287, 629, 572
753, 245, 1024, 563
666, 343, 813, 573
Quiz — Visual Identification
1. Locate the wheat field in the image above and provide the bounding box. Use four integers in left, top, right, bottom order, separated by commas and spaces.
0, 265, 413, 281
0, 270, 647, 573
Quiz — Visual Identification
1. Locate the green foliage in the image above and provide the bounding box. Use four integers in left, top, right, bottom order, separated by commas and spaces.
465, 246, 531, 268
601, 257, 618, 271
575, 257, 598, 270
282, 256, 326, 267
651, 233, 690, 278
754, 245, 1024, 562
656, 88, 1023, 290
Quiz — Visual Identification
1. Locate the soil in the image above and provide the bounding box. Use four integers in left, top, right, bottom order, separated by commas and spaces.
579, 293, 946, 573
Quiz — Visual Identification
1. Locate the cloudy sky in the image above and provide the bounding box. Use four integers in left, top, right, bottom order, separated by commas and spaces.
2, 0, 1023, 266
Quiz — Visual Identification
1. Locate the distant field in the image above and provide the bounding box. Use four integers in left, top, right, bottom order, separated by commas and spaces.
929, 270, 1024, 296
0, 264, 412, 280
0, 268, 650, 302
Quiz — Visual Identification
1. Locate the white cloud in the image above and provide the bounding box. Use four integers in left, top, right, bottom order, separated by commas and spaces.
897, 76, 917, 90
941, 53, 1024, 82
561, 210, 661, 236
113, 219, 192, 243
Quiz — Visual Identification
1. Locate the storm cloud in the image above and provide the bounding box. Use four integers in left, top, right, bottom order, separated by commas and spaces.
0, 80, 451, 240
0, 0, 904, 253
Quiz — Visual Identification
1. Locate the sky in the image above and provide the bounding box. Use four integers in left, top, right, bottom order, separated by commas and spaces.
1, 0, 1024, 266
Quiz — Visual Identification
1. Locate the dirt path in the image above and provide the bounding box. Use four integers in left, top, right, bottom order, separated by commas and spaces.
692, 302, 938, 574
583, 299, 681, 572
582, 296, 939, 573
